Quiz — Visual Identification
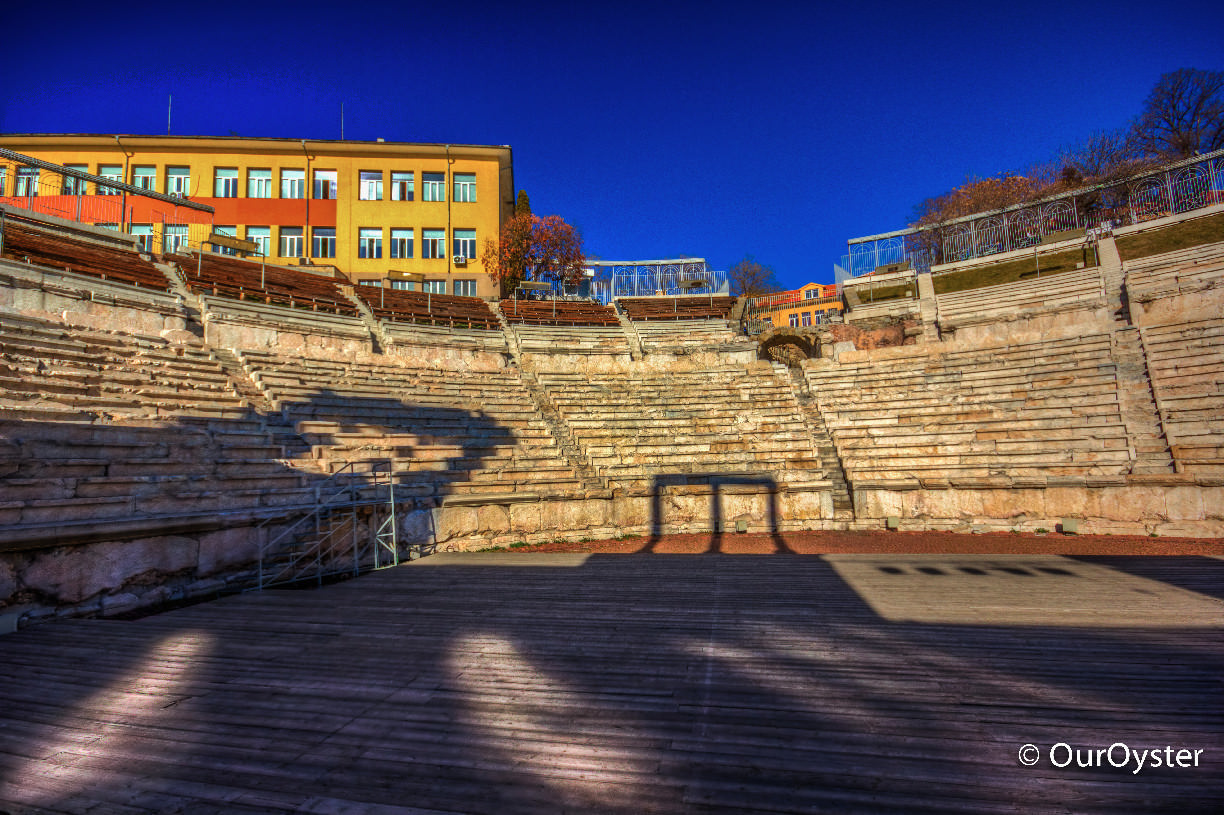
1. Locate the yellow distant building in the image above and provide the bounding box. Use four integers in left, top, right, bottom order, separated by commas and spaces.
749, 282, 844, 328
0, 134, 513, 297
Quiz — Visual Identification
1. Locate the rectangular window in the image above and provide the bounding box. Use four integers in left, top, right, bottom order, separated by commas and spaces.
64, 165, 88, 195
96, 223, 119, 231
313, 169, 337, 200
97, 164, 122, 195
390, 279, 415, 291
358, 170, 383, 201
132, 166, 156, 191
390, 228, 413, 259
248, 169, 272, 198
0, 167, 7, 196
358, 227, 383, 259
16, 168, 40, 196
423, 280, 446, 294
453, 172, 476, 203
164, 224, 188, 253
788, 313, 799, 328
246, 226, 271, 256
422, 228, 446, 259
801, 312, 812, 327
359, 280, 381, 287
212, 226, 238, 255
279, 226, 303, 257
312, 227, 336, 259
131, 224, 154, 252
423, 172, 445, 202
281, 169, 305, 199
453, 279, 476, 297
166, 167, 191, 197
453, 228, 476, 260
214, 168, 238, 198
391, 171, 413, 201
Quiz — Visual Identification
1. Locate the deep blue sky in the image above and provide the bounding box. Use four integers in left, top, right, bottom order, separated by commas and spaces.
3, 0, 1222, 288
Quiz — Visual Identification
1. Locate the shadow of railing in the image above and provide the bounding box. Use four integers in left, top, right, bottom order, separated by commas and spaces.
638, 472, 793, 553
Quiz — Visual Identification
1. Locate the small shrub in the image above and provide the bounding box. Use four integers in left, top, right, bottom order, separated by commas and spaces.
1036, 528, 1049, 534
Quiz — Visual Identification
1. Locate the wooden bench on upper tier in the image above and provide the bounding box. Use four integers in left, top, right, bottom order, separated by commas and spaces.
1, 221, 170, 291
617, 296, 737, 321
174, 252, 358, 315
501, 299, 620, 326
353, 286, 498, 329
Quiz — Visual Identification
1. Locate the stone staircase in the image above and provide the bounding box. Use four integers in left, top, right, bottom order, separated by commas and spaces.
780, 364, 855, 518
209, 347, 313, 462
517, 370, 611, 496
1112, 328, 1175, 474
614, 307, 644, 359
343, 286, 389, 352
489, 301, 523, 362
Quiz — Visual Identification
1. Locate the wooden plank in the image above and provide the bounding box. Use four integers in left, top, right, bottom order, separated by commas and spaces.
0, 553, 1220, 813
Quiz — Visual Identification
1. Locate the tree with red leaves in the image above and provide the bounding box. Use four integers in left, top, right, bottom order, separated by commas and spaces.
481, 195, 585, 297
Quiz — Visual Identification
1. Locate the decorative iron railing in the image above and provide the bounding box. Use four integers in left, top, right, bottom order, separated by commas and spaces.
844, 149, 1224, 277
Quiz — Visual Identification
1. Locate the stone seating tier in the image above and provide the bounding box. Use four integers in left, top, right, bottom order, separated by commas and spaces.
1, 221, 170, 291
1123, 242, 1224, 301
805, 333, 1132, 484
632, 319, 741, 349
935, 265, 1104, 324
536, 368, 830, 493
237, 351, 589, 500
0, 312, 246, 419
354, 286, 498, 329
1140, 318, 1224, 472
175, 252, 357, 315
199, 295, 370, 339
500, 299, 621, 326
510, 324, 630, 355
617, 296, 737, 321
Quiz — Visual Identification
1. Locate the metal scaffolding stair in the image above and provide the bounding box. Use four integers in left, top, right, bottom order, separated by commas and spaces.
256, 459, 419, 589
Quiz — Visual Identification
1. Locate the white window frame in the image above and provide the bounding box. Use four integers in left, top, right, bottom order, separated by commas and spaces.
0, 167, 7, 196
166, 167, 191, 198
422, 228, 446, 259
246, 226, 271, 257
212, 225, 238, 255
390, 228, 413, 259
312, 227, 336, 259
63, 165, 88, 196
423, 279, 446, 294
788, 313, 799, 328
130, 224, 154, 252
248, 169, 272, 198
164, 224, 189, 253
281, 169, 305, 199
422, 172, 445, 202
358, 171, 383, 201
390, 280, 415, 291
15, 168, 40, 196
453, 173, 476, 203
391, 171, 413, 201
358, 227, 383, 259
453, 279, 476, 297
313, 169, 337, 200
132, 166, 156, 191
214, 168, 239, 198
453, 228, 476, 260
279, 226, 304, 257
97, 165, 122, 195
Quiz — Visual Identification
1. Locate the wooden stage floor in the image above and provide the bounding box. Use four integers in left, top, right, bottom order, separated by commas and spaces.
1, 552, 1221, 814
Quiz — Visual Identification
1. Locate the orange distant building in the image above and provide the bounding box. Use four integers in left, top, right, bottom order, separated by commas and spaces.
748, 282, 843, 329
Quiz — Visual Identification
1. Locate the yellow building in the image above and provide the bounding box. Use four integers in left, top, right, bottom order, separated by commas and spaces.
748, 282, 844, 329
0, 134, 514, 297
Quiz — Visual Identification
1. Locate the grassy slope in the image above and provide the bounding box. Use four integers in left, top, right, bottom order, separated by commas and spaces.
932, 246, 1095, 295
1115, 211, 1224, 262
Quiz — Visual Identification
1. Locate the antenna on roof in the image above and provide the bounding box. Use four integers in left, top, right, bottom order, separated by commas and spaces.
167, 94, 172, 135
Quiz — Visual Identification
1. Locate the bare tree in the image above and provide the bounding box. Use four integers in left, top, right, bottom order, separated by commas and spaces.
1059, 129, 1144, 181
1132, 68, 1224, 159
728, 256, 782, 298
